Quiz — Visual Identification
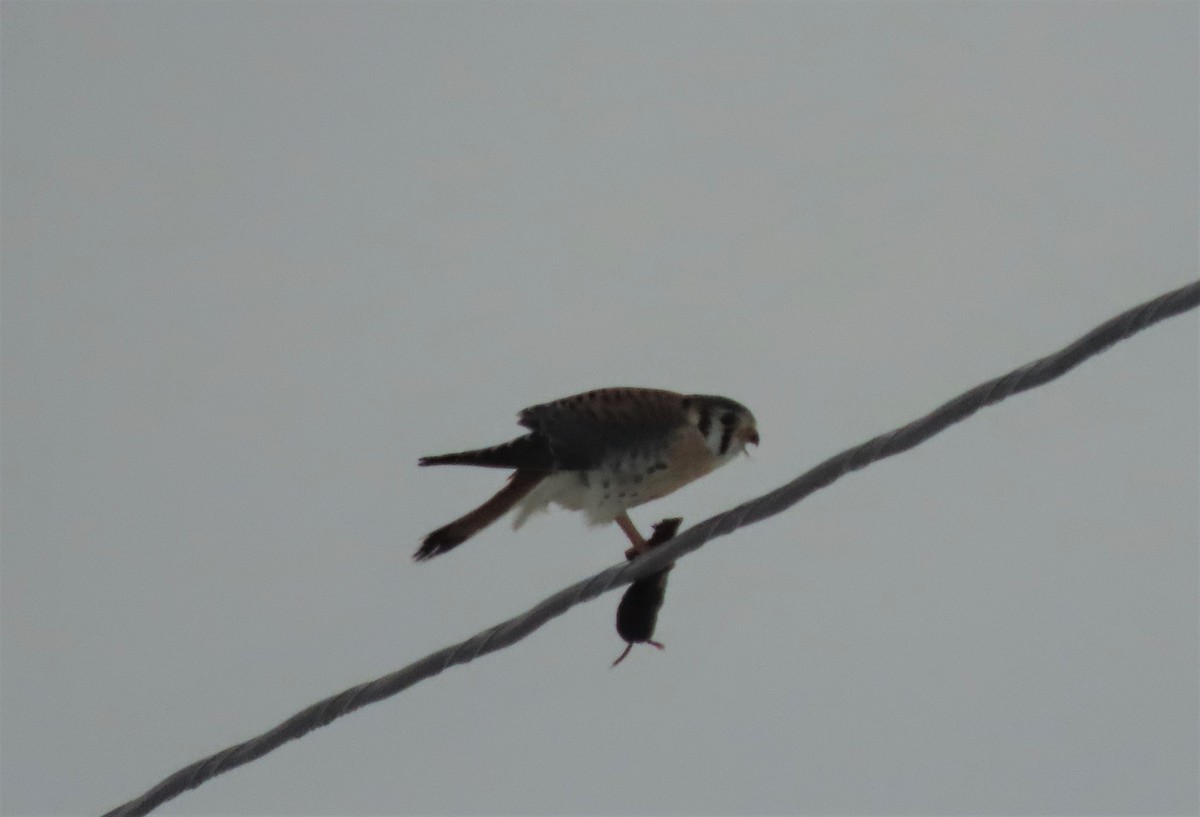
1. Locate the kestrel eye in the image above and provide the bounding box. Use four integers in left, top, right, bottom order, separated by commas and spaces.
721, 412, 737, 426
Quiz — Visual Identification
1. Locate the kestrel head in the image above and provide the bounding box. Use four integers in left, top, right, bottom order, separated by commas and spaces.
684, 394, 759, 463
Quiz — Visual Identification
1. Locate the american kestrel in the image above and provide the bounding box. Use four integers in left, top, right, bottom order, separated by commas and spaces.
415, 387, 759, 561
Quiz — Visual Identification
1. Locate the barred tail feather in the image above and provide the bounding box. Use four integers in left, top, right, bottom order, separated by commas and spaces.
414, 470, 545, 561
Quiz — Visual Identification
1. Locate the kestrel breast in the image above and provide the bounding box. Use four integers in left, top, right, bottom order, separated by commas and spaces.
573, 425, 716, 524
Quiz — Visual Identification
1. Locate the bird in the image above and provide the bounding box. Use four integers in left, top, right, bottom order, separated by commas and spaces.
414, 386, 758, 562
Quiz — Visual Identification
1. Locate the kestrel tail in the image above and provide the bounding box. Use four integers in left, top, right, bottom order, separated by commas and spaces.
415, 387, 758, 561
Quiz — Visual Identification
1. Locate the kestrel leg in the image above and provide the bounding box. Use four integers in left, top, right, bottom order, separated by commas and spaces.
615, 511, 647, 559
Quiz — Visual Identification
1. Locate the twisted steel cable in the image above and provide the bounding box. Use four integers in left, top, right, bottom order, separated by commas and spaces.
102, 280, 1199, 817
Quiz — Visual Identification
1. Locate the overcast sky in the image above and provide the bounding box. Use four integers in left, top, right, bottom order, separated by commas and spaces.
2, 2, 1197, 815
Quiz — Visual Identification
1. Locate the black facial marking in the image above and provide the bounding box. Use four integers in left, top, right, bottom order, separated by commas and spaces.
719, 423, 735, 455
697, 406, 712, 437
721, 411, 737, 427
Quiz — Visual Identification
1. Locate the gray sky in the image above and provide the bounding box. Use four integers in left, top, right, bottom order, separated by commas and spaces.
2, 2, 1197, 815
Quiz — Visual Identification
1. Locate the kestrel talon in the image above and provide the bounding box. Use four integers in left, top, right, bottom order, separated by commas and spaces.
415, 387, 759, 561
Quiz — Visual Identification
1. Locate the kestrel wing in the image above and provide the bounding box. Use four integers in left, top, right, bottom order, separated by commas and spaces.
517, 387, 689, 470
419, 433, 557, 470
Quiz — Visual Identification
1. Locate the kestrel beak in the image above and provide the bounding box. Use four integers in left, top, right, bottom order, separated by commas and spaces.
744, 428, 760, 446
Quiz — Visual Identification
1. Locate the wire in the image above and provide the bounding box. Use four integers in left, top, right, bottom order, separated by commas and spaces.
101, 280, 1199, 817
